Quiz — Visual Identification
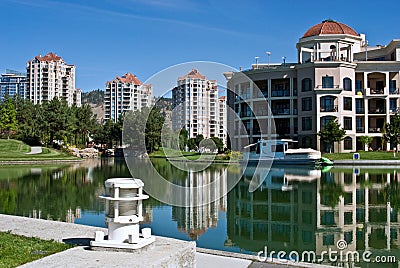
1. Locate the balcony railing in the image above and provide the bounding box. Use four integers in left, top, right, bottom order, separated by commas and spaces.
390, 107, 399, 113
272, 108, 290, 115
389, 88, 400, 95
320, 105, 338, 112
271, 90, 290, 97
368, 107, 386, 114
368, 88, 384, 95
368, 127, 382, 133
315, 85, 340, 89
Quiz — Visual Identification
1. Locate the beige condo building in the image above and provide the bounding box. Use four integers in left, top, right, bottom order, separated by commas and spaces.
226, 20, 400, 153
104, 73, 153, 123
26, 52, 81, 107
172, 69, 227, 144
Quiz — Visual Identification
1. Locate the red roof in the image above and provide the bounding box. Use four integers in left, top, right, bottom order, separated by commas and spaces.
178, 69, 206, 80
219, 96, 226, 101
303, 20, 359, 38
35, 52, 63, 62
109, 73, 143, 85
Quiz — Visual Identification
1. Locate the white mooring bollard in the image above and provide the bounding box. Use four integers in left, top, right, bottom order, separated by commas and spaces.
90, 178, 155, 250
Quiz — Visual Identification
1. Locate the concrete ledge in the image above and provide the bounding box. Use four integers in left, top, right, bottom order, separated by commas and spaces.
333, 160, 400, 165
0, 159, 83, 165
0, 214, 195, 268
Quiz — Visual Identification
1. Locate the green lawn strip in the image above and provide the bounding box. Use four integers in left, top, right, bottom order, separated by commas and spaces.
323, 151, 400, 161
0, 231, 72, 267
0, 139, 79, 161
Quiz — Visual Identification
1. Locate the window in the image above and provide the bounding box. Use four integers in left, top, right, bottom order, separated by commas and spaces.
344, 97, 352, 111
356, 99, 364, 113
344, 136, 352, 150
390, 99, 397, 112
302, 136, 312, 148
344, 117, 352, 130
343, 77, 352, 91
271, 144, 284, 152
390, 80, 396, 93
302, 117, 312, 131
322, 76, 334, 88
301, 78, 312, 92
321, 116, 335, 129
321, 96, 336, 112
302, 97, 312, 111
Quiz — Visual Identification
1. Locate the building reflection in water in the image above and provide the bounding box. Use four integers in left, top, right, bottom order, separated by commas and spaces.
226, 166, 400, 265
172, 167, 227, 240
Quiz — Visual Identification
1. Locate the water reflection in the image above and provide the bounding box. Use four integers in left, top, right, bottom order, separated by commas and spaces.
1, 159, 400, 267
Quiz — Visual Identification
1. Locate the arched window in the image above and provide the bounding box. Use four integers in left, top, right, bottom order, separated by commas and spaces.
343, 78, 352, 91
344, 136, 352, 150
302, 78, 312, 92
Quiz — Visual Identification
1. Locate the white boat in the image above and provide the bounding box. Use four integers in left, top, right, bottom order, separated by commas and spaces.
243, 139, 321, 165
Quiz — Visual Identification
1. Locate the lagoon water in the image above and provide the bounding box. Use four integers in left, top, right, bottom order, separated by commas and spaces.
1, 158, 400, 267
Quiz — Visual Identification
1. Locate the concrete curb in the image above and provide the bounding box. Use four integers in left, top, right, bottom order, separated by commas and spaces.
333, 159, 400, 165
0, 159, 83, 165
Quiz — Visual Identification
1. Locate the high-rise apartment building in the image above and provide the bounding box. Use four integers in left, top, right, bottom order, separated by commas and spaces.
0, 69, 27, 100
26, 52, 81, 107
225, 20, 400, 153
218, 96, 227, 146
172, 69, 226, 143
104, 73, 153, 123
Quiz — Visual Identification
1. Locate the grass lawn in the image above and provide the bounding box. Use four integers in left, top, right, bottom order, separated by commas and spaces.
150, 148, 202, 160
0, 231, 72, 267
323, 151, 400, 160
0, 139, 79, 161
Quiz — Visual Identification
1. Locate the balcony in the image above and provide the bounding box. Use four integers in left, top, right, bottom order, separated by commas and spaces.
389, 88, 400, 95
320, 105, 338, 112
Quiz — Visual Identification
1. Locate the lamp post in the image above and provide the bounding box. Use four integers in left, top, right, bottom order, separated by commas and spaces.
282, 56, 286, 67
266, 52, 271, 68
255, 56, 259, 69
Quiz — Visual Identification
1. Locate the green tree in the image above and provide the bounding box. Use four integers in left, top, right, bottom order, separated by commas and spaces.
318, 119, 346, 153
178, 128, 188, 151
359, 136, 373, 151
210, 137, 224, 153
383, 113, 400, 157
187, 138, 196, 151
0, 96, 18, 139
195, 134, 204, 147
145, 107, 165, 153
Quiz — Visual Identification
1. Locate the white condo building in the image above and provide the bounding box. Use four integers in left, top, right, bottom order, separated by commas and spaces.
172, 69, 226, 143
104, 73, 153, 123
26, 52, 81, 107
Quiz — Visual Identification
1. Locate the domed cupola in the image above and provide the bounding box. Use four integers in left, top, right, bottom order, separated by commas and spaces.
297, 20, 363, 63
303, 19, 359, 38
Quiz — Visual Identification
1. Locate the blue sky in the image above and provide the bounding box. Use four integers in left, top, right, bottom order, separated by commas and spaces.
1, 0, 400, 95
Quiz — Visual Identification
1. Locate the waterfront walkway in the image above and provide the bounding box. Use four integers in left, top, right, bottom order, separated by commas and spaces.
0, 214, 331, 268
